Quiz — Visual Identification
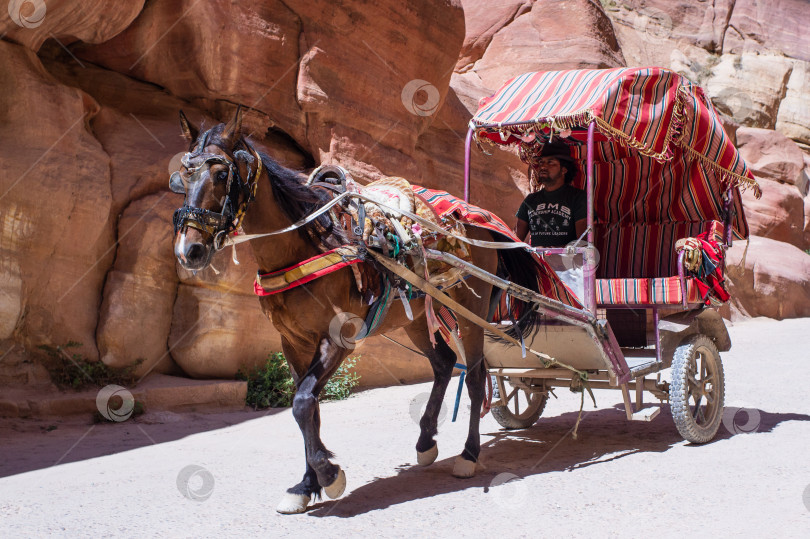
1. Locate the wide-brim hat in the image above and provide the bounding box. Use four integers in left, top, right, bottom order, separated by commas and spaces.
519, 139, 578, 185
537, 139, 575, 164
519, 139, 575, 166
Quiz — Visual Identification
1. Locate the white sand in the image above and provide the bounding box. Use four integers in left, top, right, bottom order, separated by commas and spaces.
1, 317, 809, 537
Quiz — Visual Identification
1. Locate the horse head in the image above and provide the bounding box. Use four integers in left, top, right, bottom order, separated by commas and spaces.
170, 106, 260, 271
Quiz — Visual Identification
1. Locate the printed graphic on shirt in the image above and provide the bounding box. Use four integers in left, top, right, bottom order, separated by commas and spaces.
516, 185, 586, 247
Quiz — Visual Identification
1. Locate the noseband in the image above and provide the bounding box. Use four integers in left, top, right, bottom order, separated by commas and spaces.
171, 147, 263, 250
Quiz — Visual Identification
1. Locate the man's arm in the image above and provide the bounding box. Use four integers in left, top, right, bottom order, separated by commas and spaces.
515, 218, 529, 242
575, 218, 586, 240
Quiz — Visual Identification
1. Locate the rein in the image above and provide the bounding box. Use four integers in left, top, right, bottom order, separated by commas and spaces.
223, 189, 532, 252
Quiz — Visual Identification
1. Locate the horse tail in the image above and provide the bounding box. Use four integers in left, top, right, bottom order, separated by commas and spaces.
493, 245, 544, 342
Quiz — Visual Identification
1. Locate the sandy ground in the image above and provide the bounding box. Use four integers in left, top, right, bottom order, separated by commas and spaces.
1, 317, 809, 538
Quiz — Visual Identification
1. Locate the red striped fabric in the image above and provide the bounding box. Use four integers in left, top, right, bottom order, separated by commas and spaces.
472, 67, 759, 243
593, 222, 710, 279
597, 277, 700, 305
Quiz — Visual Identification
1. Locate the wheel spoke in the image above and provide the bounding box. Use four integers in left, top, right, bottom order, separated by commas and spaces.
692, 395, 703, 419
513, 391, 520, 415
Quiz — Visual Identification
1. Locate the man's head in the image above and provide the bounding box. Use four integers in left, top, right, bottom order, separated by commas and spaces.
522, 140, 576, 190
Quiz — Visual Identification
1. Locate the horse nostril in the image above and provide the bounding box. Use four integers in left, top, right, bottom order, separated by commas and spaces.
186, 243, 206, 262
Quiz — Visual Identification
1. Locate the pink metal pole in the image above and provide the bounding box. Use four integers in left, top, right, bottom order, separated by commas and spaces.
586, 121, 597, 314
463, 127, 473, 202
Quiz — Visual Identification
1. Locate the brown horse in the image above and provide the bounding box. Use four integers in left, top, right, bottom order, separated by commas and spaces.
170, 107, 539, 514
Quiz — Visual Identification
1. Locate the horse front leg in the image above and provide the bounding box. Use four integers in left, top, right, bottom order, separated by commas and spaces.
276, 338, 347, 514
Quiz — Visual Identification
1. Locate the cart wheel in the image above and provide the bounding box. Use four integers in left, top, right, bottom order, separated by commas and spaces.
670, 334, 725, 444
490, 377, 547, 429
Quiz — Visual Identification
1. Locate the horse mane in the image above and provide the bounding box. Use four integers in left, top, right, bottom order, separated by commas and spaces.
254, 148, 349, 248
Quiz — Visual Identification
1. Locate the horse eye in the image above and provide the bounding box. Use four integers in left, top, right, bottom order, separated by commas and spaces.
216, 170, 228, 182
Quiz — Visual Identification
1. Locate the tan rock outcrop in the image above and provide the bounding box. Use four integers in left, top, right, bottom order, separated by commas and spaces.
292, 0, 466, 179
724, 235, 810, 320
604, 0, 733, 54
455, 0, 532, 72
741, 178, 805, 248
96, 194, 179, 377
76, 0, 308, 146
705, 53, 793, 129
776, 60, 810, 148
168, 284, 282, 379
1, 0, 144, 51
471, 0, 625, 90
723, 0, 810, 61
736, 127, 807, 190
0, 41, 113, 360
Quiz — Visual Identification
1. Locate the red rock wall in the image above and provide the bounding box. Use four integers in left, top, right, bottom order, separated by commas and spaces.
1, 0, 808, 386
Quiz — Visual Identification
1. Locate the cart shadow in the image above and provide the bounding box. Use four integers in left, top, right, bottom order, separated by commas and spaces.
308, 405, 810, 517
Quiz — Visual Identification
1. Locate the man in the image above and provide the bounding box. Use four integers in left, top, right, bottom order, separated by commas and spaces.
515, 140, 586, 248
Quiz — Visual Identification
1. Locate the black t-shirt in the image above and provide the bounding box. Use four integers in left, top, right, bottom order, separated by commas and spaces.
515, 184, 587, 247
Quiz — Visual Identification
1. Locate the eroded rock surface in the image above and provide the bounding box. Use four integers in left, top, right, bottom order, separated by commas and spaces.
3, 0, 809, 386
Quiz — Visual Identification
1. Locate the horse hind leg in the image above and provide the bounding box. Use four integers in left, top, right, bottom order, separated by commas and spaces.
453, 349, 486, 478
403, 323, 457, 466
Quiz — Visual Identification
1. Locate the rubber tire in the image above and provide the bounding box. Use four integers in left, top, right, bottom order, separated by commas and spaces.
490, 377, 547, 430
670, 334, 725, 444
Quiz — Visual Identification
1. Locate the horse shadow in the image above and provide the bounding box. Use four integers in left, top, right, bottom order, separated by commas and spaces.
307, 405, 810, 517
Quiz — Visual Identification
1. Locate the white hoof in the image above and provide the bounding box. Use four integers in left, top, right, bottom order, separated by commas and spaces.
323, 468, 346, 499
452, 456, 477, 478
417, 444, 439, 466
276, 492, 310, 514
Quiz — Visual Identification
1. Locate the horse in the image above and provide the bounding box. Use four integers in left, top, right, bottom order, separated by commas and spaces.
170, 106, 542, 514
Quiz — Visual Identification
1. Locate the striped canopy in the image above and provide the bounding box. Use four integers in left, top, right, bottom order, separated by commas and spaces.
472, 67, 760, 240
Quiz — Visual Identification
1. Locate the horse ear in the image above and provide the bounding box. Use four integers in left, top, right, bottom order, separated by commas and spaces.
179, 110, 199, 143
220, 105, 243, 148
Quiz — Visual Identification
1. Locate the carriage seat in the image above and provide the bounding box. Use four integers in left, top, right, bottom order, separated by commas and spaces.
594, 220, 725, 307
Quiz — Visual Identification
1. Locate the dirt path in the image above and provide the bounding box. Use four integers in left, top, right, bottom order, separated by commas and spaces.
2, 317, 809, 537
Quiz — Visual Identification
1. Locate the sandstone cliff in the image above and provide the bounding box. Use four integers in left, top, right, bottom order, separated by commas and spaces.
1, 0, 807, 386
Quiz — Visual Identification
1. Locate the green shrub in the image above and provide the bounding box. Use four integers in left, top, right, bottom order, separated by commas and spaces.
37, 342, 142, 390
239, 352, 361, 409
322, 356, 361, 402
238, 352, 296, 409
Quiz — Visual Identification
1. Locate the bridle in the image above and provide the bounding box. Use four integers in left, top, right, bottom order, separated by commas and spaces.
171, 144, 263, 251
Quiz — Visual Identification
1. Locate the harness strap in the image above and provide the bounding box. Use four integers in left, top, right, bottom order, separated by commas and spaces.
254, 245, 362, 296
367, 250, 548, 360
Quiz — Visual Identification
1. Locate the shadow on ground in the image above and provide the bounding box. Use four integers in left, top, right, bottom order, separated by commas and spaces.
307, 405, 810, 517
0, 407, 285, 478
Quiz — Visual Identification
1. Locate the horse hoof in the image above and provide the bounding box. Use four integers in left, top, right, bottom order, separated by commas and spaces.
276, 493, 310, 514
452, 456, 477, 478
323, 468, 346, 499
417, 443, 439, 466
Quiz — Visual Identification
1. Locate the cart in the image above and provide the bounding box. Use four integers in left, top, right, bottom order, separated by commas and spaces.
457, 67, 761, 443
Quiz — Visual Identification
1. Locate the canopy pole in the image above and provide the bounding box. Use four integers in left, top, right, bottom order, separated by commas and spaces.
464, 127, 473, 202
586, 121, 597, 314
